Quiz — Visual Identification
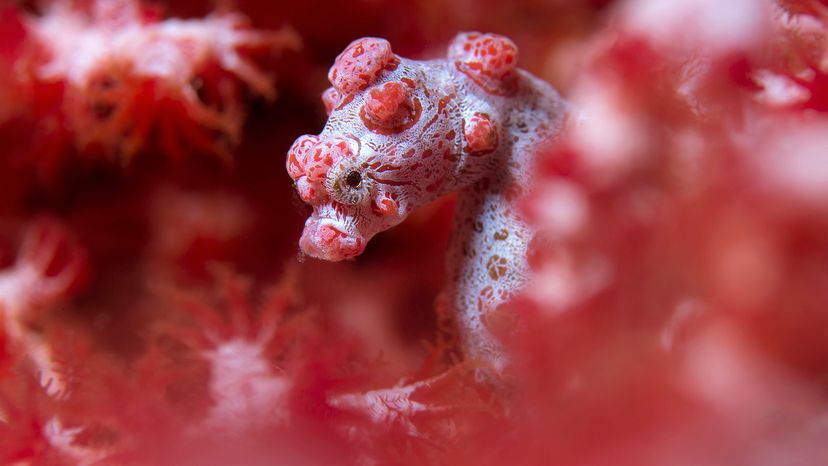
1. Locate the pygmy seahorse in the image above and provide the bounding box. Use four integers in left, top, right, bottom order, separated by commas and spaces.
287, 32, 565, 372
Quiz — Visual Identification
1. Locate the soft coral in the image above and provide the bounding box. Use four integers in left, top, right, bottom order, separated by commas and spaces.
5, 0, 299, 172
0, 218, 88, 394
151, 265, 313, 437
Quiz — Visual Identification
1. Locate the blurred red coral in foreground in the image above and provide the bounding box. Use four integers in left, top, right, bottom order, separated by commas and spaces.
0, 0, 298, 178
3, 0, 828, 465
0, 219, 88, 393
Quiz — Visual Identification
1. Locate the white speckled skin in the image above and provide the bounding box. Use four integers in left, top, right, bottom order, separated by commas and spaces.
444, 68, 565, 370
287, 33, 565, 372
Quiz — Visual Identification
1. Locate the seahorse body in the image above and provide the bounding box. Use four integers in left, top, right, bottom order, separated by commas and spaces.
287, 33, 565, 372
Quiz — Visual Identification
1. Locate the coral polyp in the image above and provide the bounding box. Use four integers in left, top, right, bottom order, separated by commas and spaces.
14, 0, 298, 164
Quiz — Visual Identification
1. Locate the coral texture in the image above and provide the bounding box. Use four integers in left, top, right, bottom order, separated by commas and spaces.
5, 0, 297, 172
0, 219, 87, 394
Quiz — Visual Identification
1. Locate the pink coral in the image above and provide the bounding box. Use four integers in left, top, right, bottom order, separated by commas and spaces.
159, 266, 307, 436
0, 219, 87, 393
7, 0, 298, 167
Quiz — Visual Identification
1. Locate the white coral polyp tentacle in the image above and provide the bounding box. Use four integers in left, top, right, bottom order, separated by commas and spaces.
172, 270, 297, 437
202, 338, 292, 433
0, 221, 85, 395
329, 372, 465, 438
43, 417, 113, 466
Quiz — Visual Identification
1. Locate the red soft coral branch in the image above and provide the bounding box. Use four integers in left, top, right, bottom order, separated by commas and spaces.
4, 0, 299, 172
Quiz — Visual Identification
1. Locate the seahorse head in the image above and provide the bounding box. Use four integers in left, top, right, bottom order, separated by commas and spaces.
287, 37, 465, 261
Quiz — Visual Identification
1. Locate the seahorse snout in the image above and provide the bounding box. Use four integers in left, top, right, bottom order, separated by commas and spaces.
299, 218, 365, 261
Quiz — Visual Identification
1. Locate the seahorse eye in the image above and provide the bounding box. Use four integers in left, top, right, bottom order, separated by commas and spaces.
326, 163, 373, 206
345, 170, 362, 188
